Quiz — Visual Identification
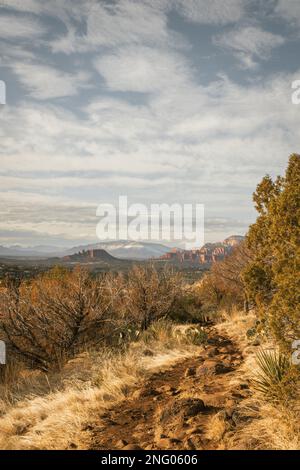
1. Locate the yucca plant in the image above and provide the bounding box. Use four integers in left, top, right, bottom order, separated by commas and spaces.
252, 349, 295, 403
185, 327, 208, 346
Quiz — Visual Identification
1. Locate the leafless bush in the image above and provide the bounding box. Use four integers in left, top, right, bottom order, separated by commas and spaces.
0, 264, 184, 372
198, 243, 253, 313
0, 267, 124, 371
123, 264, 183, 331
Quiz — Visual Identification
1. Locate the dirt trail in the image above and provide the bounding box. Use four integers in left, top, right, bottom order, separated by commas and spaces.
88, 327, 251, 450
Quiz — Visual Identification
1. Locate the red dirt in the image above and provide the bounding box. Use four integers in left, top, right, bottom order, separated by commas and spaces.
88, 327, 251, 450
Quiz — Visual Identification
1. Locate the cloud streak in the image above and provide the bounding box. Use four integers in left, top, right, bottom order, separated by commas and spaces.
174, 0, 245, 25
0, 12, 46, 39
214, 26, 285, 69
0, 0, 298, 245
10, 62, 91, 99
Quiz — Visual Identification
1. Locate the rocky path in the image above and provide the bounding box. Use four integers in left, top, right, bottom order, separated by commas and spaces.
88, 327, 251, 450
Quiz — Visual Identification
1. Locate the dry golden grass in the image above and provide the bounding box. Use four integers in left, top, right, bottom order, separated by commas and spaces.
0, 321, 202, 450
229, 402, 300, 450
2, 310, 299, 451
218, 311, 300, 450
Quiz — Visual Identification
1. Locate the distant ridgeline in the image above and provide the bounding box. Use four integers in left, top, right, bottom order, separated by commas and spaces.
159, 236, 245, 265
63, 249, 116, 262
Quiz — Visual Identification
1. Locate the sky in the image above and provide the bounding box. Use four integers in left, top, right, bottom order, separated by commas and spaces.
0, 0, 299, 248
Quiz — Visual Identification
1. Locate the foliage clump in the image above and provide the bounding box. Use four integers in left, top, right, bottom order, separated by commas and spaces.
243, 154, 300, 351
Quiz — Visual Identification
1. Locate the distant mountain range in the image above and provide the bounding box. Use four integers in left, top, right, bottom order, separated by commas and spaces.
0, 236, 245, 262
64, 241, 172, 260
0, 245, 65, 257
0, 241, 172, 260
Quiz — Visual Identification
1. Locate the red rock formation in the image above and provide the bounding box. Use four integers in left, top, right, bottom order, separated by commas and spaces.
159, 236, 244, 265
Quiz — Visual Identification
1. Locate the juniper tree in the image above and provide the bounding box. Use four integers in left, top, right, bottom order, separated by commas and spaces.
244, 154, 300, 350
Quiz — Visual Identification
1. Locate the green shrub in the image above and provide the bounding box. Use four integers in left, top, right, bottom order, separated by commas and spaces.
252, 349, 296, 404
244, 154, 300, 351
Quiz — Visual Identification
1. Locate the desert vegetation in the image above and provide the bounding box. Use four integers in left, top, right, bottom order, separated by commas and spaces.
244, 154, 300, 352
0, 264, 187, 375
0, 155, 299, 450
196, 155, 300, 449
195, 242, 253, 315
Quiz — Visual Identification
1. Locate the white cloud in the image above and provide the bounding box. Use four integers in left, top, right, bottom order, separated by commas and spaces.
50, 0, 176, 54
0, 0, 45, 14
87, 1, 168, 48
1, 0, 246, 28
214, 26, 285, 68
0, 44, 35, 65
275, 0, 300, 26
0, 0, 85, 23
94, 46, 190, 93
0, 13, 46, 38
174, 0, 245, 25
0, 67, 298, 243
10, 63, 90, 99
1, 72, 298, 184
50, 0, 245, 54
0, 0, 298, 245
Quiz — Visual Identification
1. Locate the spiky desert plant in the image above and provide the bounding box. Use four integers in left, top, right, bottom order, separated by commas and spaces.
252, 349, 295, 404
185, 327, 207, 346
